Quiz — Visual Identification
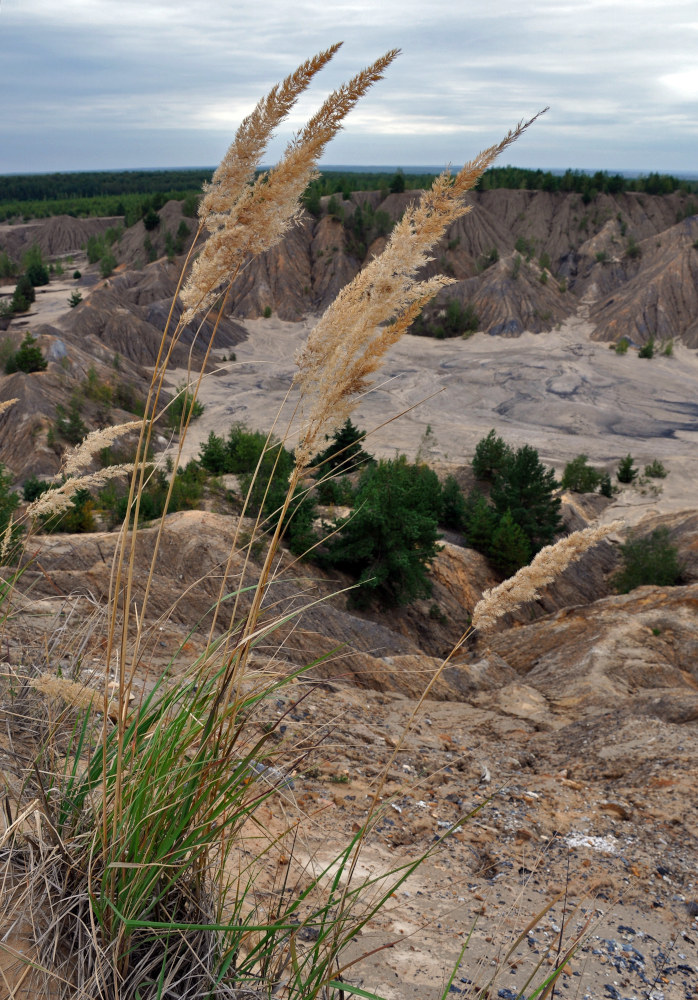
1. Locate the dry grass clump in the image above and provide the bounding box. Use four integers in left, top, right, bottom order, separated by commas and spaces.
0, 45, 598, 1000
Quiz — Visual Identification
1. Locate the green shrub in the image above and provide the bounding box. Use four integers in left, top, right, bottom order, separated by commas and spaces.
22, 245, 49, 287
54, 398, 87, 445
22, 475, 51, 503
514, 235, 535, 260
612, 527, 683, 592
143, 208, 160, 231
439, 474, 467, 532
101, 462, 206, 526
11, 273, 35, 312
182, 192, 199, 217
262, 305, 272, 318
315, 475, 354, 506
73, 269, 82, 280
626, 235, 642, 259
5, 333, 48, 374
198, 430, 230, 476
283, 485, 318, 557
488, 508, 531, 575
490, 444, 562, 554
227, 424, 274, 474
511, 253, 522, 279
389, 169, 405, 193
595, 251, 608, 263
99, 251, 116, 278
472, 429, 512, 481
614, 337, 630, 354
599, 472, 614, 497
326, 196, 344, 221
165, 385, 204, 432
238, 442, 294, 519
0, 251, 17, 279
310, 418, 372, 476
86, 234, 105, 264
463, 490, 497, 552
410, 298, 478, 339
617, 454, 638, 483
644, 459, 668, 479
561, 454, 603, 493
68, 290, 83, 308
323, 455, 442, 607
638, 337, 655, 359
662, 339, 673, 357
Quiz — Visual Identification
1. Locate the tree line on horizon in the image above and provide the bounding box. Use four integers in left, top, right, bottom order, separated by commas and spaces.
1, 165, 696, 223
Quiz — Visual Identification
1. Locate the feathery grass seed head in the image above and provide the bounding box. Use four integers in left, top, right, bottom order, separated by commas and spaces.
472, 520, 622, 632
27, 465, 135, 519
180, 49, 400, 323
62, 419, 144, 477
0, 398, 19, 416
30, 674, 102, 713
294, 111, 545, 467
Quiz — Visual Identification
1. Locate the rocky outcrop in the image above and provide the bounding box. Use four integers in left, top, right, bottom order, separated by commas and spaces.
473, 583, 698, 722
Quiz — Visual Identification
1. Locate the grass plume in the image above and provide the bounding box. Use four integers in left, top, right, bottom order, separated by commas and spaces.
181, 47, 399, 323
0, 397, 19, 416
25, 464, 135, 518
472, 519, 623, 632
294, 111, 545, 467
61, 419, 144, 477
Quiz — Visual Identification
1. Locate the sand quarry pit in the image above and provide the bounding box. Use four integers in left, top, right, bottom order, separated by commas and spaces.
165, 310, 698, 528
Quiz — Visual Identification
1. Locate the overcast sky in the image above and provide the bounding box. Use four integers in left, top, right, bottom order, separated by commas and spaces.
2, 0, 697, 176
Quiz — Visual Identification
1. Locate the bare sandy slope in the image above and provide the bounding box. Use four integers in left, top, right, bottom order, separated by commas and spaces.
165, 309, 698, 528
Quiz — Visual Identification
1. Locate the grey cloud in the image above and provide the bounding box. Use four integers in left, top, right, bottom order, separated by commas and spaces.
1, 0, 697, 173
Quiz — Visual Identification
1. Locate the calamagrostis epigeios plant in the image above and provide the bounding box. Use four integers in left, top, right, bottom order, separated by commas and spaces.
2, 45, 597, 1000
231, 112, 550, 722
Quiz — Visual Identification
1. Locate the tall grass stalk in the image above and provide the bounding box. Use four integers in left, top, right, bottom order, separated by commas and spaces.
0, 48, 603, 1000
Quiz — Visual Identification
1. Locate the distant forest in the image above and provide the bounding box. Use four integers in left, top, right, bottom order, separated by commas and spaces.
1, 166, 696, 223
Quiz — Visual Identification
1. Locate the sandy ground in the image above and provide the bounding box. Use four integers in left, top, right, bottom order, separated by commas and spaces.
4, 280, 698, 998
1, 256, 90, 329
164, 309, 698, 528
